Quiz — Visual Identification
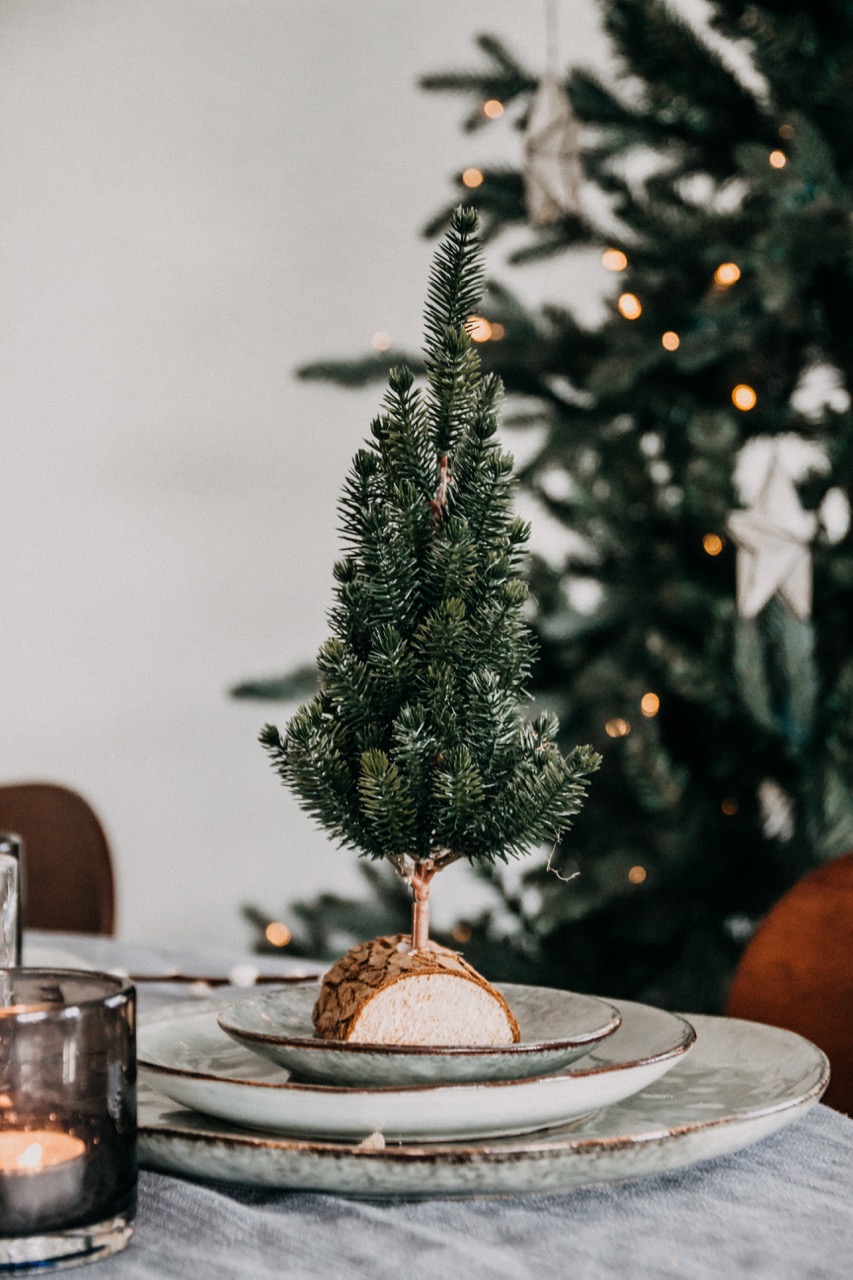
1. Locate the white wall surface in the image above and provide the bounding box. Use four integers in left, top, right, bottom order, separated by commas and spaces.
0, 0, 609, 950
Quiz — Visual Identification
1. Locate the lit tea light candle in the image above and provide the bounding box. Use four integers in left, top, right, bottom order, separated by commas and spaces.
0, 1131, 86, 1172
0, 970, 135, 1267
0, 1130, 86, 1233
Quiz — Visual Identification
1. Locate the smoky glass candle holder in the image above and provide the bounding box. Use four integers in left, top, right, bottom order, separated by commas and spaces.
0, 970, 136, 1271
0, 838, 21, 968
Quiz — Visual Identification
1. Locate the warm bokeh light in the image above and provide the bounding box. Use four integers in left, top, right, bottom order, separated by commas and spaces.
602, 248, 628, 272
618, 293, 642, 320
661, 331, 680, 351
483, 99, 504, 119
703, 533, 724, 556
628, 865, 647, 884
732, 384, 757, 411
640, 692, 660, 718
714, 262, 741, 286
451, 922, 473, 944
490, 322, 506, 340
371, 331, 393, 352
721, 798, 739, 816
605, 717, 632, 739
769, 150, 787, 169
265, 921, 292, 948
462, 167, 484, 188
779, 123, 794, 139
467, 315, 493, 343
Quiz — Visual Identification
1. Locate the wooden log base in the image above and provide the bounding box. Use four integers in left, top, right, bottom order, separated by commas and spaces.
312, 934, 521, 1046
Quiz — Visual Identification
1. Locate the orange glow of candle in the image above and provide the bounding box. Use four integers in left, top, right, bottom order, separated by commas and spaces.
0, 1130, 85, 1174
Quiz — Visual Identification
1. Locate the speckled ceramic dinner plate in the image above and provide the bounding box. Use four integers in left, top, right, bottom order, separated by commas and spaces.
216, 982, 622, 1085
139, 1012, 828, 1198
138, 998, 692, 1142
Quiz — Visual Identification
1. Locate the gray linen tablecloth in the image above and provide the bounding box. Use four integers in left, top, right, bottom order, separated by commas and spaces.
24, 932, 853, 1280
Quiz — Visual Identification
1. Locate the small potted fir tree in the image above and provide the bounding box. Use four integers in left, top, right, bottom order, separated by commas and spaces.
261, 208, 599, 1046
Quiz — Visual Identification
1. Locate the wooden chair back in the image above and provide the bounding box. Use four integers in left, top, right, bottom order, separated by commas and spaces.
725, 851, 853, 1115
0, 783, 115, 936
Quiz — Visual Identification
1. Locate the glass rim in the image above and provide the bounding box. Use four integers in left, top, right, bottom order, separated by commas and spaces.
0, 968, 134, 1017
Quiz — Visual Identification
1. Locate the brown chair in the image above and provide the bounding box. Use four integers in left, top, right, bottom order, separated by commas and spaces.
0, 783, 115, 935
725, 852, 853, 1115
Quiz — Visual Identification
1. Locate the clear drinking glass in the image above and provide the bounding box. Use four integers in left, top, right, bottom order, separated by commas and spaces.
0, 970, 136, 1271
0, 839, 21, 968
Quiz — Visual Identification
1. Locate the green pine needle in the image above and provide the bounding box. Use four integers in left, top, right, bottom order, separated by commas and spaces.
262, 210, 599, 870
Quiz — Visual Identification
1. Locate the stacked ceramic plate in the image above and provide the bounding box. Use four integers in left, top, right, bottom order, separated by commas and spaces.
137, 981, 829, 1195
138, 982, 697, 1144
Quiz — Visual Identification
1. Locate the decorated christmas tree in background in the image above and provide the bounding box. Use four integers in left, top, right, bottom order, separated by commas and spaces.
258, 208, 599, 953
240, 1, 853, 1012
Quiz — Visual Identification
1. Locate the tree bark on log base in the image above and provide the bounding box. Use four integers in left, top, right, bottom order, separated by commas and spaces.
410, 861, 435, 950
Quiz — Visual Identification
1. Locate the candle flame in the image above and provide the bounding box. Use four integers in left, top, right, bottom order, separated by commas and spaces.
17, 1143, 44, 1171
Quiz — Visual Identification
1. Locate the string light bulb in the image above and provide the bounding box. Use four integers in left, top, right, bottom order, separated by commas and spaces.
779, 123, 794, 139
605, 717, 631, 738
661, 331, 680, 351
483, 99, 504, 119
628, 866, 647, 884
466, 315, 492, 343
714, 262, 741, 286
265, 922, 292, 947
732, 384, 757, 411
703, 533, 724, 556
602, 248, 628, 272
618, 293, 642, 320
490, 322, 506, 340
721, 798, 739, 816
462, 167, 484, 188
769, 150, 787, 169
640, 692, 660, 717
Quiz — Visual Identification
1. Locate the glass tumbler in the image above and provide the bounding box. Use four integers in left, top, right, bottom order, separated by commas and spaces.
0, 970, 136, 1271
0, 839, 21, 968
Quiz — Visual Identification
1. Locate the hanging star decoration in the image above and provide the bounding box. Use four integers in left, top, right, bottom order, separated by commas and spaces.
522, 71, 582, 226
726, 455, 818, 619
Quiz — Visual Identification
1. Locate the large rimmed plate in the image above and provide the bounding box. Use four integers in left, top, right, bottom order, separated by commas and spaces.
139, 999, 692, 1142
139, 1013, 828, 1198
216, 982, 622, 1085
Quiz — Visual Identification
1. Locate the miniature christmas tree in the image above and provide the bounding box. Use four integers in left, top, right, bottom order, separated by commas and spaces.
259, 208, 599, 1042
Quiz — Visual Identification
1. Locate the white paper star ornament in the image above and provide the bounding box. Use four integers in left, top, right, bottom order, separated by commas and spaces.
523, 72, 582, 226
726, 458, 818, 619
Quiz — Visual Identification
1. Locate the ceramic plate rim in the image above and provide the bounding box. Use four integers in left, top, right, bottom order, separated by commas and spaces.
216, 981, 622, 1058
138, 1001, 695, 1096
140, 1015, 829, 1157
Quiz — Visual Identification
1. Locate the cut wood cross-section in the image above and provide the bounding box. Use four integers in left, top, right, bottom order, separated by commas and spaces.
312, 934, 521, 1046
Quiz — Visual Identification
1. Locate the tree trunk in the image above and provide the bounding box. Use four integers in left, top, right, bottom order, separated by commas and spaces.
410, 861, 435, 950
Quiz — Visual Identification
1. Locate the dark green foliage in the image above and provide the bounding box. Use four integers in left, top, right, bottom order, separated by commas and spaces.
247, 4, 853, 1012
260, 211, 599, 875
412, 2, 853, 1011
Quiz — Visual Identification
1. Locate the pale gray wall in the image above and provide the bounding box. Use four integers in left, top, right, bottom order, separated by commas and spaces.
0, 0, 608, 950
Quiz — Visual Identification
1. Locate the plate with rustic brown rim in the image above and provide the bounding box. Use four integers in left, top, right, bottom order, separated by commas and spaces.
138, 997, 692, 1142
216, 982, 622, 1086
138, 1010, 828, 1197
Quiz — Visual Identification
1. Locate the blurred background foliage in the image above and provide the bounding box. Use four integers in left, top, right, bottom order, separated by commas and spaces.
238, 0, 853, 1012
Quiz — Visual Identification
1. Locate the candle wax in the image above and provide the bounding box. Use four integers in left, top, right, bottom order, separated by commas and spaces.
0, 1131, 87, 1235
